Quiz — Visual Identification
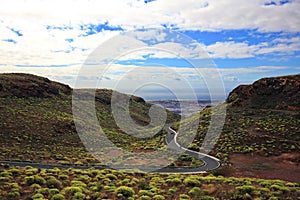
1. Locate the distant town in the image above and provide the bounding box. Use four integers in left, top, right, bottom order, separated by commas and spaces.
148, 100, 222, 115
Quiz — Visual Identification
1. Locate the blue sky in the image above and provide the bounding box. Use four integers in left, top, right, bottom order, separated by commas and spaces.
0, 0, 299, 100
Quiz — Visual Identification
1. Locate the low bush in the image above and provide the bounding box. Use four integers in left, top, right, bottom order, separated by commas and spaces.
184, 177, 200, 187
199, 196, 215, 200
151, 194, 164, 200
25, 175, 46, 186
49, 188, 60, 196
62, 186, 82, 196
166, 177, 182, 184
31, 193, 45, 200
188, 187, 202, 195
72, 192, 85, 200
7, 190, 20, 200
115, 186, 135, 198
46, 177, 62, 189
139, 189, 153, 197
139, 195, 151, 200
30, 183, 42, 191
236, 185, 256, 194
179, 194, 190, 200
50, 193, 65, 200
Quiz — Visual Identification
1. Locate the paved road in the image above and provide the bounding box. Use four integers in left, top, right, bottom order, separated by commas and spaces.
0, 125, 220, 173
164, 125, 221, 172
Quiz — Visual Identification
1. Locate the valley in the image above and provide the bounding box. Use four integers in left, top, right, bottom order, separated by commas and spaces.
0, 73, 299, 199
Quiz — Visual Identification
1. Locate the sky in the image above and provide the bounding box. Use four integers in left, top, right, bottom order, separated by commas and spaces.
0, 0, 299, 100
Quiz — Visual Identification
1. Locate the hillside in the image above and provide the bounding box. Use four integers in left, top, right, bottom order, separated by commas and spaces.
0, 73, 299, 181
0, 73, 180, 165
227, 74, 300, 110
0, 73, 72, 98
0, 73, 300, 199
174, 74, 300, 182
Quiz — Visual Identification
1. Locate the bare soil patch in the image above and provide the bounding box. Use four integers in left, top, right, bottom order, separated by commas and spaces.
228, 153, 300, 182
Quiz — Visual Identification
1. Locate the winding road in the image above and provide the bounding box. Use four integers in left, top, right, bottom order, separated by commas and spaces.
0, 125, 220, 173
158, 125, 220, 173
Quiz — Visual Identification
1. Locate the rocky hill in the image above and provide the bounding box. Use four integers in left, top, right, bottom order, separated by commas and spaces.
0, 73, 179, 164
227, 74, 300, 110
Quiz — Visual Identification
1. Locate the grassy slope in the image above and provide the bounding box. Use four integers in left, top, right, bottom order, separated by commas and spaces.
0, 73, 180, 164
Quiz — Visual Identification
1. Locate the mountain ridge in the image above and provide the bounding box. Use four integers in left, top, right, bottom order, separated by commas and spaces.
227, 74, 300, 110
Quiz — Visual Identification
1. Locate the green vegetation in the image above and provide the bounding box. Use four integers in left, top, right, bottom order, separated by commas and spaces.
1, 73, 300, 199
0, 166, 299, 199
174, 105, 300, 162
0, 74, 180, 166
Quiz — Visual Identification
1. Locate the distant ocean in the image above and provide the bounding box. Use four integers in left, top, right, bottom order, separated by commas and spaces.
147, 100, 222, 115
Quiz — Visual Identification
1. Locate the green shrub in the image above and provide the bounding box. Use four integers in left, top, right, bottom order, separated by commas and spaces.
46, 177, 62, 189
72, 192, 85, 200
153, 194, 165, 200
105, 173, 117, 180
10, 168, 21, 176
30, 183, 42, 191
31, 193, 45, 200
139, 190, 153, 196
166, 177, 181, 184
243, 193, 252, 200
269, 197, 278, 200
184, 177, 200, 187
25, 176, 35, 185
188, 187, 202, 195
139, 195, 151, 200
199, 196, 215, 200
58, 175, 69, 181
74, 175, 91, 182
63, 186, 82, 196
138, 179, 150, 190
25, 175, 46, 186
236, 185, 256, 194
103, 185, 115, 192
51, 193, 65, 200
49, 188, 60, 196
115, 186, 135, 198
7, 190, 20, 200
168, 188, 176, 195
259, 181, 272, 188
71, 180, 87, 188
270, 184, 290, 193
179, 194, 190, 200
90, 182, 102, 192
180, 154, 193, 162
37, 188, 49, 195
25, 168, 39, 175
285, 182, 297, 187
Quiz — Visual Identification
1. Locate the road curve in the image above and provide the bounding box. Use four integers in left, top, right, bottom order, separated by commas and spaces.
163, 125, 221, 172
0, 126, 221, 173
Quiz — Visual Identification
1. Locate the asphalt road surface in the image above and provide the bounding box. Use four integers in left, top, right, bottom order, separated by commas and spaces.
162, 125, 221, 173
0, 125, 220, 173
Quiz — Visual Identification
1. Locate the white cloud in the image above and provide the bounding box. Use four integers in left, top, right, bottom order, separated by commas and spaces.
204, 37, 300, 58
0, 0, 299, 66
1, 0, 299, 31
205, 42, 258, 58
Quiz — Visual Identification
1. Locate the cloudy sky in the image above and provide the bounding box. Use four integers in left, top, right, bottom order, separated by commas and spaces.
1, 0, 299, 100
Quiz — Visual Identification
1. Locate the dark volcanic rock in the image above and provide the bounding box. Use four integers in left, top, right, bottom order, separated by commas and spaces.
227, 74, 300, 110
